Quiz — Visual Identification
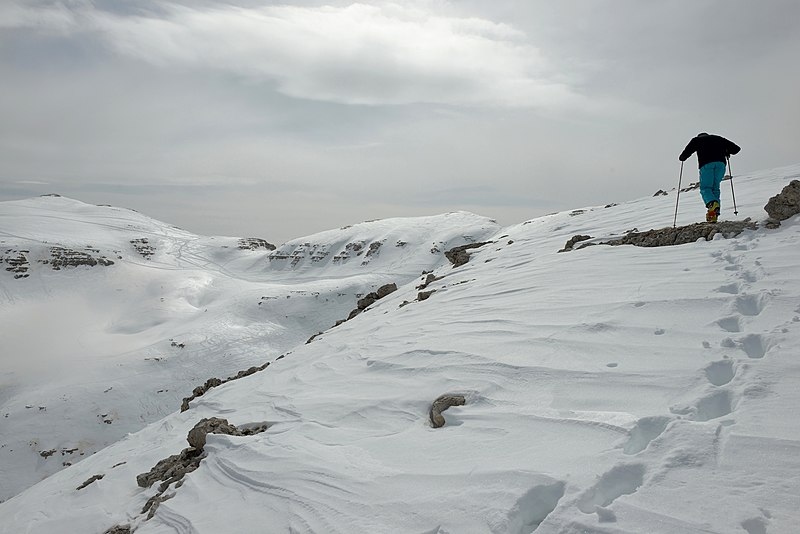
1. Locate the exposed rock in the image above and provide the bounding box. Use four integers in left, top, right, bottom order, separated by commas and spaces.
445, 242, 492, 267
602, 220, 757, 248
376, 282, 398, 298
2, 250, 30, 278
355, 283, 398, 311
333, 241, 365, 263
180, 377, 221, 411
130, 238, 155, 259
429, 394, 466, 428
76, 474, 104, 490
103, 525, 132, 534
357, 292, 379, 310
136, 447, 204, 490
237, 238, 276, 251
186, 417, 241, 450
764, 179, 800, 223
45, 247, 115, 270
418, 290, 436, 301
137, 417, 268, 493
180, 364, 269, 412
417, 273, 441, 290
559, 235, 593, 253
562, 221, 757, 252
653, 190, 668, 197
142, 492, 175, 520
680, 181, 700, 192
312, 282, 399, 341
363, 241, 384, 263
39, 449, 57, 458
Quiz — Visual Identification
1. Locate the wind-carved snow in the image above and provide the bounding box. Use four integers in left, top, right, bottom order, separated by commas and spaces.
2, 164, 800, 533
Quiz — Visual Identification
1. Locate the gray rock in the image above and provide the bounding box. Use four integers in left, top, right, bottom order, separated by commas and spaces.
186, 417, 240, 450
417, 273, 442, 290
237, 238, 276, 251
180, 363, 270, 412
136, 448, 204, 489
142, 492, 175, 519
764, 179, 800, 221
430, 394, 466, 428
137, 417, 268, 491
559, 235, 592, 253
357, 292, 379, 310
103, 526, 132, 534
444, 242, 491, 267
417, 290, 436, 301
376, 283, 398, 299
76, 474, 104, 490
603, 220, 757, 248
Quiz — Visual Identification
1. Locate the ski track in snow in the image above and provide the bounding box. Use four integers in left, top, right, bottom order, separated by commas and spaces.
1, 165, 800, 533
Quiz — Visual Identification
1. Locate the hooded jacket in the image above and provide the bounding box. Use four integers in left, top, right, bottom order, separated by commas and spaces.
679, 133, 740, 168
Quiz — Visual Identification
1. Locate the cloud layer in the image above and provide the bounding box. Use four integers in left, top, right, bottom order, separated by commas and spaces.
3, 1, 576, 107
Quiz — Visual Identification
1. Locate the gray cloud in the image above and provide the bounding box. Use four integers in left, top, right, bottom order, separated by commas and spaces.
4, 1, 587, 108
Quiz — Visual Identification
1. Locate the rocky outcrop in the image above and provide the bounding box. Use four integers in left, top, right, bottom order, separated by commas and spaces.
562, 220, 758, 252
309, 283, 399, 340
137, 418, 268, 489
186, 417, 268, 450
237, 238, 276, 251
130, 238, 155, 259
558, 235, 592, 253
45, 247, 115, 270
136, 447, 203, 491
103, 526, 131, 534
135, 417, 268, 519
417, 272, 443, 290
2, 250, 30, 278
180, 364, 269, 412
76, 474, 104, 490
764, 179, 800, 228
602, 220, 757, 248
445, 242, 491, 268
354, 283, 398, 312
681, 181, 700, 192
429, 394, 466, 428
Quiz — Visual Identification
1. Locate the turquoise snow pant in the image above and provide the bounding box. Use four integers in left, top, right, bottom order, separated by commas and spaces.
699, 161, 726, 207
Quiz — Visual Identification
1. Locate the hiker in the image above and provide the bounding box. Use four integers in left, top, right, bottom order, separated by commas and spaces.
679, 132, 741, 223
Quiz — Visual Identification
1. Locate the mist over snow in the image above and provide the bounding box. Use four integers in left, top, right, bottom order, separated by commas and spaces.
1, 163, 799, 533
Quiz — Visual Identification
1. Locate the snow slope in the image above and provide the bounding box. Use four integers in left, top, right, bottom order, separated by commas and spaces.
0, 197, 497, 501
2, 164, 800, 533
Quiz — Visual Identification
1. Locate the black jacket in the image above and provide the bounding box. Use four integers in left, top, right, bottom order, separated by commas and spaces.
679, 134, 740, 168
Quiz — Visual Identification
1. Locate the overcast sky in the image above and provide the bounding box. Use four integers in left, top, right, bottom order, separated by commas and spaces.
1, 1, 798, 244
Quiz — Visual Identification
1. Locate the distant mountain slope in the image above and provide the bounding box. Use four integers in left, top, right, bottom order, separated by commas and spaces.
0, 197, 498, 502
1, 164, 799, 533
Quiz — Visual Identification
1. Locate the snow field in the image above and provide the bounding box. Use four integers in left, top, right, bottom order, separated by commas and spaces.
1, 164, 799, 532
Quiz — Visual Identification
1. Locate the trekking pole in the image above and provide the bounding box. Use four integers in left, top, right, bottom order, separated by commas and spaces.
727, 157, 739, 215
673, 161, 684, 227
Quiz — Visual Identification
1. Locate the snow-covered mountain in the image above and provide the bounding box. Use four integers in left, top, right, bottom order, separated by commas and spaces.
0, 197, 497, 502
1, 164, 800, 533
